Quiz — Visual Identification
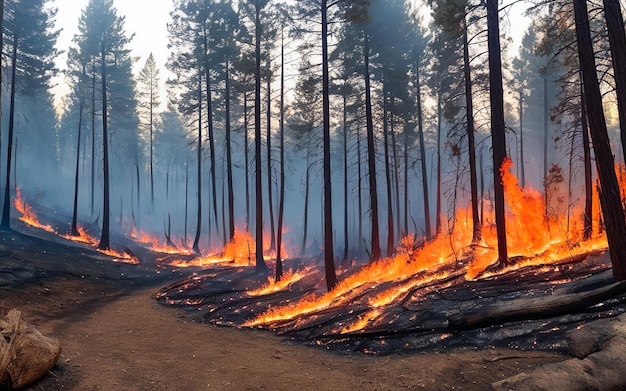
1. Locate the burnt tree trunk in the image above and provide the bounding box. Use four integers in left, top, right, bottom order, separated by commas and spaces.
603, 0, 626, 164
254, 2, 269, 273
575, 0, 626, 280
383, 90, 394, 257
364, 33, 381, 261
415, 59, 431, 240
244, 91, 250, 231
91, 61, 96, 216
436, 95, 442, 235
276, 31, 285, 281
71, 92, 84, 237
225, 58, 235, 242
97, 43, 111, 251
322, 0, 337, 290
343, 91, 349, 263
463, 26, 480, 243
581, 79, 593, 240
486, 0, 509, 265
1, 34, 17, 231
203, 30, 220, 245
301, 160, 311, 256
192, 77, 203, 254
266, 57, 276, 253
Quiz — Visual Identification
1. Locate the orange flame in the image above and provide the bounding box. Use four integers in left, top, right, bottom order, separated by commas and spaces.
15, 187, 55, 233
246, 158, 610, 332
131, 230, 194, 255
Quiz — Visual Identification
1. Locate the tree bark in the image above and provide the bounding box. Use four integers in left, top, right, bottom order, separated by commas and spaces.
225, 58, 235, 242
1, 34, 18, 230
603, 0, 626, 165
486, 0, 509, 265
276, 31, 285, 281
192, 77, 203, 254
463, 26, 480, 243
71, 95, 84, 237
364, 33, 381, 261
383, 91, 394, 257
581, 79, 593, 240
574, 0, 626, 280
415, 60, 431, 240
98, 43, 111, 250
254, 2, 269, 273
322, 0, 337, 290
266, 58, 276, 253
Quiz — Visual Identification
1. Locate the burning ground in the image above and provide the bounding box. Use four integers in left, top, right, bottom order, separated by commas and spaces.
4, 162, 626, 389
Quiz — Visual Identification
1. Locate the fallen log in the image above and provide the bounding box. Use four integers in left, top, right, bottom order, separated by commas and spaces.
448, 280, 626, 329
0, 309, 61, 389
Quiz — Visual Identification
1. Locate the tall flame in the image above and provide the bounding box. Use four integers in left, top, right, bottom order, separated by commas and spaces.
246, 158, 610, 331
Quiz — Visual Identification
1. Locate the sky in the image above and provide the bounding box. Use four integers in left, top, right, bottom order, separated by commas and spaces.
49, 0, 530, 113
51, 0, 174, 111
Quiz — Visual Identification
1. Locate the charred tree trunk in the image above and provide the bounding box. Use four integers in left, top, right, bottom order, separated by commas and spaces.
225, 58, 235, 243
603, 0, 626, 164
403, 123, 409, 236
98, 44, 111, 251
244, 91, 250, 231
415, 60, 431, 240
463, 27, 480, 243
192, 78, 203, 254
1, 35, 17, 230
383, 91, 394, 257
390, 109, 402, 239
71, 93, 84, 237
574, 0, 626, 281
581, 79, 593, 240
343, 92, 349, 264
543, 73, 549, 215
518, 86, 526, 187
322, 0, 337, 290
149, 77, 155, 207
436, 95, 442, 235
254, 2, 268, 273
486, 0, 509, 265
184, 156, 189, 247
91, 61, 96, 216
204, 67, 219, 245
358, 126, 364, 252
301, 160, 311, 256
364, 33, 381, 261
266, 58, 276, 253
276, 32, 286, 282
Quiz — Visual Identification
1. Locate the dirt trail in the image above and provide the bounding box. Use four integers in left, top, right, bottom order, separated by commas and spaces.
0, 276, 566, 391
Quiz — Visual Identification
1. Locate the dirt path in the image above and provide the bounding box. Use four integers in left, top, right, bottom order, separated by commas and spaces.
0, 276, 567, 391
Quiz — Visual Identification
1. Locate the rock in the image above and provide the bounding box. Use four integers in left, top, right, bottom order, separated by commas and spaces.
0, 309, 61, 389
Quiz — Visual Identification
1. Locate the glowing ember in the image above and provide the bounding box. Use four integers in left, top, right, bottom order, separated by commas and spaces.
246, 266, 313, 296
131, 230, 193, 255
15, 187, 55, 233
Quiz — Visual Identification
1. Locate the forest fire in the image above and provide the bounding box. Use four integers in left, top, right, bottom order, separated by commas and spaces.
131, 230, 194, 255
15, 187, 54, 233
240, 159, 611, 333
14, 188, 139, 264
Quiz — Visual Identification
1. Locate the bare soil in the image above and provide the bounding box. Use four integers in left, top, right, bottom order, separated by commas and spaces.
0, 274, 567, 391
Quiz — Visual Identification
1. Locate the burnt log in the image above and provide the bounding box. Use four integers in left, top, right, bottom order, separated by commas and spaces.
448, 279, 626, 329
0, 309, 61, 389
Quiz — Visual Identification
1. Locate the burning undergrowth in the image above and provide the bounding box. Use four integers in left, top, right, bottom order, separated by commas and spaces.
155, 159, 626, 354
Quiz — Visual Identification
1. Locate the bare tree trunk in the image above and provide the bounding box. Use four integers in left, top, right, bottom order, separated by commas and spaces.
358, 126, 364, 252
581, 82, 593, 240
98, 44, 111, 250
518, 86, 526, 187
71, 94, 84, 237
383, 91, 394, 257
322, 0, 337, 290
486, 0, 509, 265
463, 27, 480, 243
390, 110, 402, 239
266, 58, 276, 253
364, 33, 381, 261
436, 95, 442, 235
575, 0, 626, 280
603, 0, 626, 164
1, 35, 17, 230
91, 61, 96, 216
415, 60, 431, 240
543, 73, 549, 215
343, 92, 349, 263
254, 2, 268, 273
184, 156, 189, 247
276, 31, 285, 281
192, 77, 203, 254
244, 92, 250, 231
301, 159, 311, 255
225, 58, 235, 242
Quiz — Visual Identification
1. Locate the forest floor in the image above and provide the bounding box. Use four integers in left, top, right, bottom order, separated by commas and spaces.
0, 226, 620, 391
